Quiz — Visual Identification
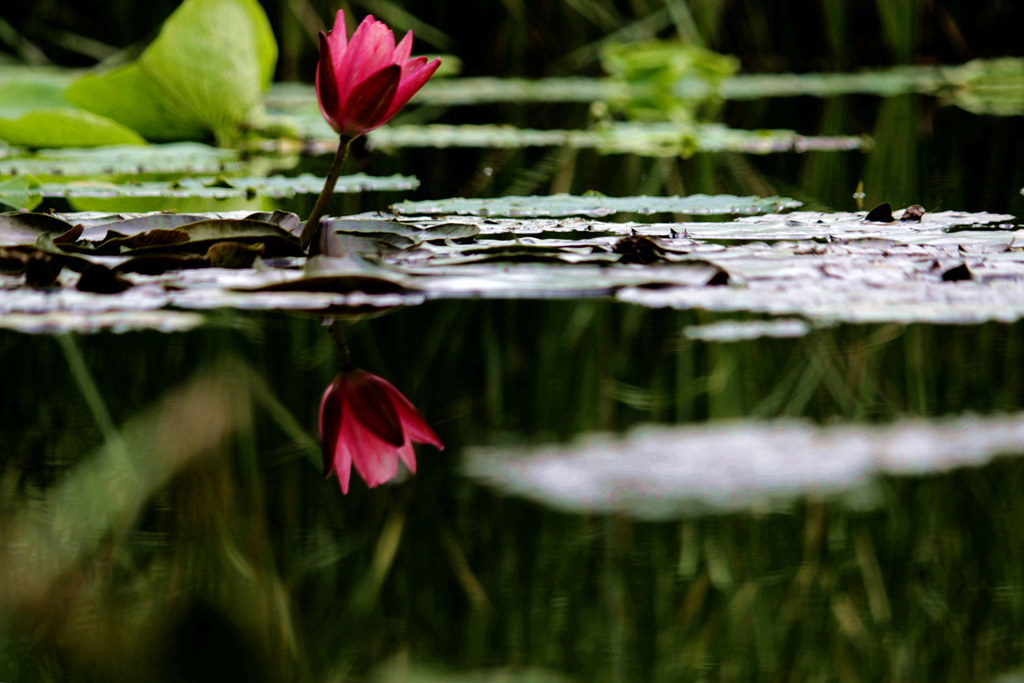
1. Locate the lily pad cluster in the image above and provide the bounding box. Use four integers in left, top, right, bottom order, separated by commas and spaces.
0, 194, 1021, 332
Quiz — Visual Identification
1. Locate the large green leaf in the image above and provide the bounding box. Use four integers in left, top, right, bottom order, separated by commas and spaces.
66, 63, 209, 142
0, 81, 147, 148
0, 108, 147, 148
66, 0, 277, 142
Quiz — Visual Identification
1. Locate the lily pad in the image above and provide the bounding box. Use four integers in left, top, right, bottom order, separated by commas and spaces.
32, 173, 419, 200
0, 100, 146, 149
0, 142, 241, 177
362, 123, 868, 157
0, 175, 41, 211
391, 193, 802, 217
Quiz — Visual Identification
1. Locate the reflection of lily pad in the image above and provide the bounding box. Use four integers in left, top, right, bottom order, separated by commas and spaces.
465, 412, 1024, 518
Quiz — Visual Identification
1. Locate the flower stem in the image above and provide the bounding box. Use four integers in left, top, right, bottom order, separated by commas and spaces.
328, 319, 355, 371
300, 136, 353, 252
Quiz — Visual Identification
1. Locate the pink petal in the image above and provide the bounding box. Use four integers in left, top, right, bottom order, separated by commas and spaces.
344, 415, 400, 488
315, 31, 343, 134
326, 10, 348, 62
384, 57, 441, 120
397, 441, 417, 473
383, 380, 445, 450
334, 15, 397, 108
319, 376, 345, 475
322, 388, 353, 493
334, 63, 401, 137
345, 371, 404, 446
392, 31, 413, 65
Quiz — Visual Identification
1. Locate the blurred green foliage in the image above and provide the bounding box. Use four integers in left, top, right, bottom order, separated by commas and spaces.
1, 0, 1022, 81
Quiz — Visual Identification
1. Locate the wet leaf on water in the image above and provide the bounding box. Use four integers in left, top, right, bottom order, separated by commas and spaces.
0, 175, 41, 211
1, 206, 1020, 329
392, 193, 801, 217
364, 123, 869, 157
901, 204, 926, 222
864, 202, 895, 222
205, 241, 265, 268
465, 412, 1024, 518
114, 253, 209, 275
28, 173, 418, 200
0, 211, 73, 246
80, 213, 215, 240
941, 263, 973, 281
326, 218, 480, 243
0, 142, 241, 177
76, 263, 133, 293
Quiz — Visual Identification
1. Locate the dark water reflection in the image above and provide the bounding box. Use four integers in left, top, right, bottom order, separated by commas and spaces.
3, 303, 1024, 680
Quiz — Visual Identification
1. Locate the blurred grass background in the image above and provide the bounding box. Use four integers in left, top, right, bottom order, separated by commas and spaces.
1, 0, 1023, 77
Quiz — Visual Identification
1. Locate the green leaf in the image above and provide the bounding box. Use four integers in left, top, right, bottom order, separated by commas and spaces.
392, 193, 802, 217
0, 108, 147, 148
0, 81, 68, 118
0, 175, 41, 211
0, 142, 241, 177
32, 173, 419, 200
66, 0, 277, 142
66, 63, 209, 142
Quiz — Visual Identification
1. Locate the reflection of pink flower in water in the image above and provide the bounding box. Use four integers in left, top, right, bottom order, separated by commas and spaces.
320, 370, 443, 493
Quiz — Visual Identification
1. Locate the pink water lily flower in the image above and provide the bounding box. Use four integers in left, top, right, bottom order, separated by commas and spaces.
316, 11, 441, 139
320, 369, 444, 494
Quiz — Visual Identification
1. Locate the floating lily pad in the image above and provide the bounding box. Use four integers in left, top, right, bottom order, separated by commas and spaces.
0, 109, 146, 149
0, 142, 241, 177
362, 123, 868, 157
0, 175, 41, 211
392, 193, 801, 217
31, 173, 419, 200
465, 412, 1024, 518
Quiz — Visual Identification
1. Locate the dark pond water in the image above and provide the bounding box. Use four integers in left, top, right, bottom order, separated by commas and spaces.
2, 90, 1024, 682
